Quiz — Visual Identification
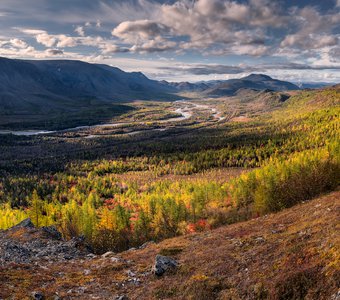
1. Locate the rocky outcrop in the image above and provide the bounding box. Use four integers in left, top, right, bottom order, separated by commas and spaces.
152, 255, 178, 276
0, 218, 90, 265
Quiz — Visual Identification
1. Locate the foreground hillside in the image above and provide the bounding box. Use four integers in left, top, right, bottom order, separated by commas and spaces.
0, 191, 339, 299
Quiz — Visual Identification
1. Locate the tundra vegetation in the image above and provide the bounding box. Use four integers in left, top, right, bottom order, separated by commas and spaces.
0, 86, 339, 254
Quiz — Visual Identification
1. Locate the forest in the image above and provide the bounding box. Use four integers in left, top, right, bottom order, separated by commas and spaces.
0, 86, 339, 253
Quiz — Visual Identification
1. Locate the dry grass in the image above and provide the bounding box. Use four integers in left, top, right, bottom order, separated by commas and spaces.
1, 190, 339, 299
114, 167, 247, 186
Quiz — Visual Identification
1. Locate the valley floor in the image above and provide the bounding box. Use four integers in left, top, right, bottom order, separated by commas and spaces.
1, 190, 339, 300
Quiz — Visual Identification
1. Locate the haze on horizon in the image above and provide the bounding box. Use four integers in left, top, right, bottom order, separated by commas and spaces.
0, 0, 339, 83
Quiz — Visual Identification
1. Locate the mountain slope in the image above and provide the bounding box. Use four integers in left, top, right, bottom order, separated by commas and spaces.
163, 81, 212, 92
204, 74, 299, 96
0, 57, 180, 129
0, 190, 338, 299
0, 57, 177, 112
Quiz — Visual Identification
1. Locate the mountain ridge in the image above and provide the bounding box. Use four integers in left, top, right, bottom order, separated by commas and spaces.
0, 57, 302, 129
0, 57, 177, 104
202, 73, 299, 96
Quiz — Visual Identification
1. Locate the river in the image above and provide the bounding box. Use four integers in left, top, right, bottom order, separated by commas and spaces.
0, 101, 223, 136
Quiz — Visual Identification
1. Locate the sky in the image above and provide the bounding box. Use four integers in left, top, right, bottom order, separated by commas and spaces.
0, 0, 339, 83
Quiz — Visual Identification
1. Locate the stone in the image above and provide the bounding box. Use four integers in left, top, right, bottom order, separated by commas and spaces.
101, 251, 115, 258
41, 226, 62, 240
0, 220, 91, 265
83, 269, 91, 275
152, 255, 178, 276
31, 291, 44, 300
110, 257, 120, 263
139, 241, 155, 249
127, 270, 136, 277
116, 296, 129, 300
14, 218, 35, 229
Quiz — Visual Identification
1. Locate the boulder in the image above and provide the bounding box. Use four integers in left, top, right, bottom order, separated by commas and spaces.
41, 226, 62, 240
152, 255, 178, 276
116, 296, 129, 300
139, 241, 155, 249
101, 251, 116, 258
31, 291, 44, 300
13, 218, 35, 229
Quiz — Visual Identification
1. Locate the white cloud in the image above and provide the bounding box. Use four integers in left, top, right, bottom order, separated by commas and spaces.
17, 28, 78, 48
36, 32, 57, 47
109, 0, 284, 55
75, 26, 85, 37
112, 20, 171, 43
130, 39, 177, 53
100, 44, 129, 54
16, 28, 46, 35
279, 6, 339, 51
56, 35, 77, 48
1, 0, 338, 82
9, 38, 29, 49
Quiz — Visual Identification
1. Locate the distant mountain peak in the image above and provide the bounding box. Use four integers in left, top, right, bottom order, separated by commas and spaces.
202, 73, 299, 97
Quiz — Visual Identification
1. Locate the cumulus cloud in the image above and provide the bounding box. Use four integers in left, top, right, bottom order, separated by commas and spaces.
279, 6, 339, 51
16, 27, 133, 57
9, 38, 29, 49
56, 35, 77, 47
130, 39, 177, 53
100, 44, 129, 54
1, 0, 339, 82
109, 0, 286, 55
106, 0, 340, 58
75, 26, 85, 37
281, 34, 338, 50
36, 32, 57, 47
0, 38, 84, 60
111, 19, 177, 54
17, 28, 79, 48
112, 20, 171, 43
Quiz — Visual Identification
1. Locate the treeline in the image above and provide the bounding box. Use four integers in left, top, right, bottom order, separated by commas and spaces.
1, 141, 338, 253
63, 106, 340, 176
1, 92, 338, 177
